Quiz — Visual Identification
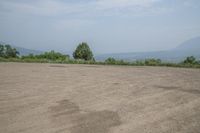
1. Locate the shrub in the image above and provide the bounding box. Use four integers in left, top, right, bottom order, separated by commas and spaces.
133, 60, 145, 66
105, 57, 116, 64
21, 51, 69, 62
183, 56, 197, 64
145, 59, 161, 66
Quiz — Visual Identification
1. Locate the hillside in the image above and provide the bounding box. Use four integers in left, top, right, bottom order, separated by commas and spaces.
174, 36, 200, 53
1, 36, 200, 61
0, 41, 43, 56
13, 46, 43, 56
95, 37, 200, 62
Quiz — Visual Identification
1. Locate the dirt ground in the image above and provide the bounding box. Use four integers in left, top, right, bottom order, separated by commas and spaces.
0, 62, 200, 133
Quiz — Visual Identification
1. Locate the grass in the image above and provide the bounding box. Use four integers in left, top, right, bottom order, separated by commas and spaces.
1, 57, 200, 68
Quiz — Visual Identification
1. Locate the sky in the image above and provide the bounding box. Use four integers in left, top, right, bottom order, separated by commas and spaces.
0, 0, 200, 55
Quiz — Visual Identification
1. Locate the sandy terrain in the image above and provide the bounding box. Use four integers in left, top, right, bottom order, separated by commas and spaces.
0, 62, 200, 133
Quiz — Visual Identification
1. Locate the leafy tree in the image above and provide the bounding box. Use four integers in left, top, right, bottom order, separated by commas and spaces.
0, 44, 4, 57
0, 44, 19, 58
73, 42, 94, 61
197, 60, 200, 65
4, 45, 19, 58
183, 56, 197, 64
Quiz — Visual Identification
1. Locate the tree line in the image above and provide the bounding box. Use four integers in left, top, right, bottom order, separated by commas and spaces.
0, 42, 200, 68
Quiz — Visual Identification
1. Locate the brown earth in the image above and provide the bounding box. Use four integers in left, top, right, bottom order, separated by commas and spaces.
0, 62, 200, 133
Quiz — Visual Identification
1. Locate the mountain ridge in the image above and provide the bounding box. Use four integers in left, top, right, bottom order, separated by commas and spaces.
0, 41, 43, 56
95, 36, 200, 62
13, 46, 43, 56
1, 36, 200, 62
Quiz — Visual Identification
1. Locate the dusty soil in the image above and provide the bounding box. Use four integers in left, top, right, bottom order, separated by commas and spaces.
0, 62, 200, 133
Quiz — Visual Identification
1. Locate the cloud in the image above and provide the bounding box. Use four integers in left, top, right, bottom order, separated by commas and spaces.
0, 0, 77, 16
0, 0, 165, 17
183, 0, 200, 8
54, 19, 95, 31
95, 0, 160, 9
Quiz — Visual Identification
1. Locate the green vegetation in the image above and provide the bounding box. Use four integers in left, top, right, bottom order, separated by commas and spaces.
103, 57, 200, 68
182, 56, 198, 64
0, 44, 19, 58
145, 59, 161, 66
21, 51, 69, 62
105, 58, 117, 64
105, 58, 130, 65
0, 43, 200, 68
73, 42, 94, 61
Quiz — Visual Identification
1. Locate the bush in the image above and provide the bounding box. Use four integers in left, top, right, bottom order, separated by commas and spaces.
105, 57, 116, 64
21, 51, 69, 62
132, 60, 145, 66
183, 56, 197, 64
145, 59, 161, 66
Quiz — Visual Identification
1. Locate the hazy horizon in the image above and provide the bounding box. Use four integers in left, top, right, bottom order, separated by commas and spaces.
0, 0, 200, 54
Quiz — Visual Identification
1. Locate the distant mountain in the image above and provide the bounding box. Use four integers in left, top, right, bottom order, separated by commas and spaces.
0, 41, 43, 55
13, 46, 43, 56
95, 36, 200, 62
174, 36, 200, 53
1, 36, 200, 61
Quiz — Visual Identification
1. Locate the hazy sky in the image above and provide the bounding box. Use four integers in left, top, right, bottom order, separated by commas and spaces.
0, 0, 200, 54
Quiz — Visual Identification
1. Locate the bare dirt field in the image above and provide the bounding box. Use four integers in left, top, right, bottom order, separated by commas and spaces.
0, 62, 200, 133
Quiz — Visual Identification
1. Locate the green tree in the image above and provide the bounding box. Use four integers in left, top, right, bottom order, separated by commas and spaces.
73, 42, 94, 61
0, 44, 4, 57
4, 45, 19, 58
183, 56, 197, 64
197, 60, 200, 65
0, 44, 19, 58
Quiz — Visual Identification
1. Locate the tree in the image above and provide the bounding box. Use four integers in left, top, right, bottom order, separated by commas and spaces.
183, 56, 197, 64
0, 44, 4, 57
73, 42, 94, 61
0, 44, 19, 58
4, 45, 19, 58
197, 60, 200, 65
